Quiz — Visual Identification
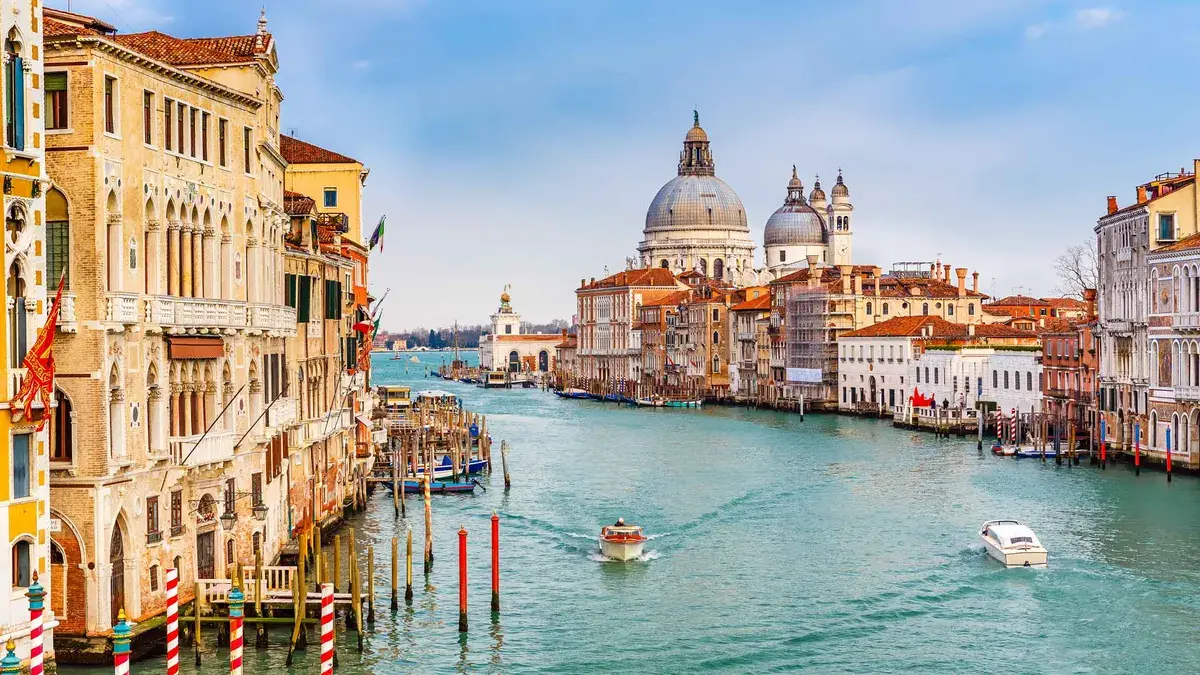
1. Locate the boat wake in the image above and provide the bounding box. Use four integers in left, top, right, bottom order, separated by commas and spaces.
590, 550, 660, 563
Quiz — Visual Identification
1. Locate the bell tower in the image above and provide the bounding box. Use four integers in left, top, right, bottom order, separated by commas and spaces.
827, 170, 854, 266
491, 286, 522, 336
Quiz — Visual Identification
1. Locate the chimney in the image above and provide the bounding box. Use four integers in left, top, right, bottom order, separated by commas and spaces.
972, 271, 979, 293
942, 264, 950, 283
968, 324, 975, 337
1137, 185, 1148, 204
932, 260, 940, 278
1083, 288, 1097, 320
839, 265, 852, 294
853, 274, 862, 296
806, 254, 819, 276
561, 328, 568, 339
581, 278, 586, 288
873, 266, 882, 296
1106, 195, 1118, 215
955, 268, 967, 297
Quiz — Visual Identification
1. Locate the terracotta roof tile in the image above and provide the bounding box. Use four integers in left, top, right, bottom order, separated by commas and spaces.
1154, 232, 1200, 253
112, 30, 268, 67
988, 295, 1050, 307
580, 268, 679, 290
43, 9, 115, 37
730, 295, 771, 311
642, 290, 691, 308
283, 190, 315, 216
842, 315, 1036, 340
280, 135, 359, 165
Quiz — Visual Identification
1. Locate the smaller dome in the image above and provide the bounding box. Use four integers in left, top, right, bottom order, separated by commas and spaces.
685, 109, 708, 142
787, 165, 802, 191
832, 170, 849, 198
809, 175, 826, 203
500, 291, 511, 303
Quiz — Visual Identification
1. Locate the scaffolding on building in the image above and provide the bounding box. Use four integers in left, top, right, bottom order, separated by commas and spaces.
786, 284, 838, 407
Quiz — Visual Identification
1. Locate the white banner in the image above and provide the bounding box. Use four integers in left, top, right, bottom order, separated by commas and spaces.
786, 367, 822, 383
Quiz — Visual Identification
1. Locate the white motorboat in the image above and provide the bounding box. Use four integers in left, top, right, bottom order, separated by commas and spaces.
599, 519, 647, 561
979, 520, 1048, 568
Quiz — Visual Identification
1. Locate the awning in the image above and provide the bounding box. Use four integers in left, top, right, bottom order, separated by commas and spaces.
168, 336, 225, 360
355, 413, 372, 428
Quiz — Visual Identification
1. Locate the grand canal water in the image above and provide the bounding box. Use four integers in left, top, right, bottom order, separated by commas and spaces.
80, 350, 1200, 674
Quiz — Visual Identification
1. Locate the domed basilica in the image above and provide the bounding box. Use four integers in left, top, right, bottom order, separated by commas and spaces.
636, 113, 854, 284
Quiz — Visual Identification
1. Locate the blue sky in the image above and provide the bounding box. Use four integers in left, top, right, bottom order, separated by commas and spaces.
47, 0, 1200, 330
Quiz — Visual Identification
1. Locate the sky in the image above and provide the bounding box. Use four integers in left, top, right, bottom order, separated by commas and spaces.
46, 0, 1200, 330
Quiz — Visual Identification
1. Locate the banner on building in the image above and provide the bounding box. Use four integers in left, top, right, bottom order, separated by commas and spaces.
786, 367, 822, 383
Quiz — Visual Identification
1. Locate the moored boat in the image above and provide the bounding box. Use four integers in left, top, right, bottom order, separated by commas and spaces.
383, 479, 480, 494
599, 518, 647, 561
482, 371, 509, 388
636, 395, 665, 407
663, 398, 702, 408
979, 520, 1048, 568
554, 388, 591, 399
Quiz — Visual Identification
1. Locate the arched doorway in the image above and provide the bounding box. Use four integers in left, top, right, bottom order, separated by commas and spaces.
538, 350, 549, 372
110, 523, 125, 624
50, 511, 86, 635
713, 258, 725, 280
868, 376, 877, 404
196, 494, 216, 578
508, 350, 519, 373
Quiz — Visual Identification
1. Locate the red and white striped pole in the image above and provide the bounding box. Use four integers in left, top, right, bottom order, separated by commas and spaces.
165, 568, 179, 675
113, 609, 132, 675
319, 583, 334, 674
26, 570, 45, 675
228, 584, 244, 675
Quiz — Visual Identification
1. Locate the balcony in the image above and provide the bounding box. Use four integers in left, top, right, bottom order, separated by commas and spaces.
106, 292, 141, 325
150, 296, 298, 336
7, 368, 24, 401
147, 530, 163, 545
1116, 246, 1133, 263
266, 396, 298, 428
1174, 313, 1200, 331
170, 429, 236, 467
1177, 385, 1200, 402
293, 408, 352, 449
57, 292, 77, 333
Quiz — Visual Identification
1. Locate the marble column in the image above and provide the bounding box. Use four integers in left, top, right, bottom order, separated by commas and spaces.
220, 234, 232, 300
146, 219, 161, 295
109, 387, 125, 459
203, 382, 216, 433
246, 237, 260, 304
191, 386, 203, 434
181, 383, 193, 437
180, 224, 193, 299
223, 382, 235, 431
192, 226, 205, 299
170, 383, 182, 437
148, 386, 162, 454
167, 221, 181, 296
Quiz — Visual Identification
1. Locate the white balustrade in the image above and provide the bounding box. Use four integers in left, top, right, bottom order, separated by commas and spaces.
105, 292, 140, 324
146, 296, 297, 335
266, 396, 298, 428
169, 429, 236, 467
1173, 313, 1200, 330
57, 292, 77, 331
8, 368, 26, 400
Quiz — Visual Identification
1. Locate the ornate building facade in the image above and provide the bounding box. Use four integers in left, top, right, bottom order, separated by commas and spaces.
478, 288, 561, 373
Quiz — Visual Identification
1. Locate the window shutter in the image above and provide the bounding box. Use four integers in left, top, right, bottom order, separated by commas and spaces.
298, 275, 311, 323
14, 58, 25, 150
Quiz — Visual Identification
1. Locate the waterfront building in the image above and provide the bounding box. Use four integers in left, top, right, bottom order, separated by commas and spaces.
554, 330, 578, 376
0, 0, 53, 660
729, 291, 770, 400
984, 295, 1089, 321
1095, 164, 1199, 453
1038, 291, 1098, 439
763, 167, 852, 276
281, 135, 369, 245
840, 316, 1042, 414
478, 288, 561, 373
770, 258, 989, 409
636, 289, 688, 390
43, 8, 300, 646
672, 279, 737, 397
575, 268, 685, 382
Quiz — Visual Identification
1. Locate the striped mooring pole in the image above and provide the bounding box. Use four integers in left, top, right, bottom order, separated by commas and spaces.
27, 570, 45, 675
113, 609, 132, 675
1, 639, 20, 675
165, 568, 180, 675
458, 525, 468, 633
229, 584, 245, 675
320, 583, 335, 674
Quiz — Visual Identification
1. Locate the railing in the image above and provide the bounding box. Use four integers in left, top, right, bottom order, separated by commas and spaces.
1177, 385, 1200, 401
8, 368, 25, 401
169, 429, 236, 467
1116, 246, 1133, 263
147, 530, 163, 544
150, 296, 297, 335
266, 396, 298, 428
106, 292, 141, 324
1174, 313, 1200, 330
57, 292, 77, 332
196, 567, 297, 606
371, 428, 387, 445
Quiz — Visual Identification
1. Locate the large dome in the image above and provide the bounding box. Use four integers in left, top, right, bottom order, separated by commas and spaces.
644, 174, 748, 234
764, 166, 826, 246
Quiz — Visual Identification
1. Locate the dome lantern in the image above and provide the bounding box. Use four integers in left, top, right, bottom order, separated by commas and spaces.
831, 169, 850, 202
678, 110, 715, 176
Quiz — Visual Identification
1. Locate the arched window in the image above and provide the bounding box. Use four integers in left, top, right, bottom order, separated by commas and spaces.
1004, 371, 1010, 389
713, 258, 724, 280
1151, 411, 1158, 446
1014, 371, 1020, 390
8, 260, 26, 367
922, 303, 929, 315
508, 350, 519, 373
699, 259, 708, 276
712, 331, 719, 345
916, 368, 921, 383
52, 388, 73, 462
934, 368, 938, 384
968, 303, 975, 316
882, 303, 889, 315
712, 355, 720, 374
1027, 372, 1033, 390
5, 30, 24, 150
660, 259, 669, 269
866, 302, 873, 315
992, 370, 998, 388
924, 367, 929, 383
128, 236, 137, 270
779, 250, 787, 263
47, 188, 69, 288
11, 539, 30, 587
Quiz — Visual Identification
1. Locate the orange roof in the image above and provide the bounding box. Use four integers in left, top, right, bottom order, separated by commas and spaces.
642, 290, 691, 308
43, 8, 115, 37
111, 30, 270, 67
731, 295, 771, 311
1036, 317, 1081, 335
1042, 297, 1088, 310
281, 135, 359, 165
1106, 174, 1196, 218
1155, 232, 1200, 253
556, 335, 578, 349
988, 295, 1050, 307
494, 334, 561, 342
772, 266, 985, 299
842, 315, 1036, 339
284, 190, 315, 216
579, 268, 679, 290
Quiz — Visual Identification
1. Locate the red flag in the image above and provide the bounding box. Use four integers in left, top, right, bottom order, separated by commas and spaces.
11, 274, 65, 429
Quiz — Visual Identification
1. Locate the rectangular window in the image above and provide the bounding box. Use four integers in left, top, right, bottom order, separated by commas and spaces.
252, 472, 263, 506
164, 98, 173, 151
9, 298, 27, 367
323, 188, 338, 208
243, 127, 252, 173
218, 119, 228, 166
224, 478, 236, 514
189, 108, 197, 157
170, 490, 182, 531
5, 54, 24, 149
177, 102, 185, 154
12, 433, 30, 499
47, 219, 69, 290
297, 275, 312, 323
143, 90, 153, 144
1159, 214, 1175, 241
104, 75, 116, 134
147, 496, 160, 534
46, 72, 68, 130
201, 112, 210, 161
285, 273, 298, 308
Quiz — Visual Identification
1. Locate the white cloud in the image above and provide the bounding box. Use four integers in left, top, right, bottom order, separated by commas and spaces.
1075, 7, 1121, 30
1025, 22, 1050, 39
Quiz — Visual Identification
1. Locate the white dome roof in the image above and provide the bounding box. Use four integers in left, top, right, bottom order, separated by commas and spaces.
644, 174, 748, 235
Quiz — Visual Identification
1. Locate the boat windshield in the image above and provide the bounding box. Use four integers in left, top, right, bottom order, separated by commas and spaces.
1008, 536, 1034, 545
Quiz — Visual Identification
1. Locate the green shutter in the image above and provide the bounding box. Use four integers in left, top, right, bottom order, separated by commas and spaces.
298, 275, 311, 323
45, 72, 66, 92
335, 281, 343, 318
284, 274, 295, 307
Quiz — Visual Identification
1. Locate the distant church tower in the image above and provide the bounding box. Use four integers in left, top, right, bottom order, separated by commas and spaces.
827, 170, 854, 266
491, 287, 522, 335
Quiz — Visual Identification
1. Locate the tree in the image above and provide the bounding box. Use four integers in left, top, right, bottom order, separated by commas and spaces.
1054, 239, 1098, 300
428, 329, 439, 349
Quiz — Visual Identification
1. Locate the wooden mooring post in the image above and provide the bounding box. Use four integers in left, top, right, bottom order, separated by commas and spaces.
391, 537, 399, 611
